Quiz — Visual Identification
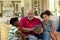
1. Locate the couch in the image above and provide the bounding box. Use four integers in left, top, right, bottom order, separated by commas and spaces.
0, 24, 10, 40
0, 16, 59, 40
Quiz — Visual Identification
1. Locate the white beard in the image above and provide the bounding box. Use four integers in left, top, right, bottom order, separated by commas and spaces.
28, 17, 33, 20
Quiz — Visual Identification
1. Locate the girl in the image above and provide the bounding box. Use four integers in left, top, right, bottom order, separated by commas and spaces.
40, 10, 57, 40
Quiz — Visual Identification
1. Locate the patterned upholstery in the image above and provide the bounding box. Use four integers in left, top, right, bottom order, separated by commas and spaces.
0, 16, 59, 40
0, 24, 10, 40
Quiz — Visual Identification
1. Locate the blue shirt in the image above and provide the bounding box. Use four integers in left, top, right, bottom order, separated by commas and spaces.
42, 20, 53, 32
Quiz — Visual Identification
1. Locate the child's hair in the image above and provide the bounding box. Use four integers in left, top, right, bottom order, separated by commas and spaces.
40, 10, 52, 18
10, 17, 18, 25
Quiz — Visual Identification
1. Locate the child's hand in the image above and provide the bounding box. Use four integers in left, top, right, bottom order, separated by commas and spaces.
21, 33, 25, 36
53, 31, 58, 36
21, 33, 27, 38
23, 35, 27, 38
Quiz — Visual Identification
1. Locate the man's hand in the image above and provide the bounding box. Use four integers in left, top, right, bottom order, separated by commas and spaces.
29, 27, 34, 31
35, 28, 43, 34
21, 27, 34, 32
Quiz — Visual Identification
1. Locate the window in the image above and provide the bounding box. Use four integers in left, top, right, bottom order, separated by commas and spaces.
12, 1, 21, 13
32, 0, 40, 16
12, 1, 21, 17
58, 0, 60, 16
49, 0, 60, 16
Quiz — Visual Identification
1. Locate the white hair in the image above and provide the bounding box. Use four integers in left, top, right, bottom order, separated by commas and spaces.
26, 9, 34, 15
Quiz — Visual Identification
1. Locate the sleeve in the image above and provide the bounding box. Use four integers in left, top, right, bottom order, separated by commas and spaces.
14, 28, 18, 33
9, 27, 15, 33
19, 18, 24, 28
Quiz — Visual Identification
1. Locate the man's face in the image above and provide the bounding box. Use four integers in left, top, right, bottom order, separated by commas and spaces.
28, 11, 34, 20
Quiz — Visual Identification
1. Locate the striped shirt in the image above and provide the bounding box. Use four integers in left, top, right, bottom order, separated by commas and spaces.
8, 25, 18, 40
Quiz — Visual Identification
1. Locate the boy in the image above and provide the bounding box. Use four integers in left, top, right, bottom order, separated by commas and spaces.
8, 17, 26, 40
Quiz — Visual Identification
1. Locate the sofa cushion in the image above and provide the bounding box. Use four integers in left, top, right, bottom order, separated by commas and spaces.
0, 24, 10, 40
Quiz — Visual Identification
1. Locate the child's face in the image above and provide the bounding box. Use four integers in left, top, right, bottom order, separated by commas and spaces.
43, 14, 50, 22
13, 21, 19, 27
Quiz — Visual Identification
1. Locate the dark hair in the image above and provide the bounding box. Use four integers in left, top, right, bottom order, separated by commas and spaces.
40, 10, 52, 18
10, 17, 18, 25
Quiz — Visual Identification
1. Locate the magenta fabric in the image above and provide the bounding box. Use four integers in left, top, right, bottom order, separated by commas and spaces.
19, 17, 43, 35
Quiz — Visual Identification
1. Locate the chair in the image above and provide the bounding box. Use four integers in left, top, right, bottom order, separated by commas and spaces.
0, 24, 10, 40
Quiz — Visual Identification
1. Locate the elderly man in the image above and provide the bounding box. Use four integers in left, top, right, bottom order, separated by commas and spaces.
19, 10, 50, 40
